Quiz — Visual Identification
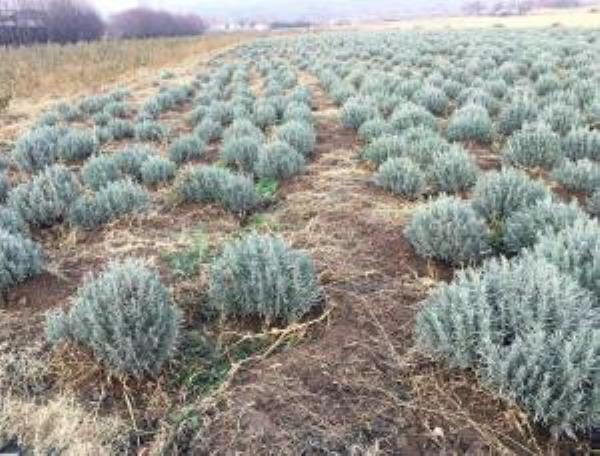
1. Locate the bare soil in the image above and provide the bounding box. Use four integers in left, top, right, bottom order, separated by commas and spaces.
186, 75, 569, 455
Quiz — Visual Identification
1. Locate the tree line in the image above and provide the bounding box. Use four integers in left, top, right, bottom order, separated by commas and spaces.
0, 0, 207, 46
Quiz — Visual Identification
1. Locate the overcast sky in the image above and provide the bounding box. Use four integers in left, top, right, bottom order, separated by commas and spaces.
92, 0, 466, 21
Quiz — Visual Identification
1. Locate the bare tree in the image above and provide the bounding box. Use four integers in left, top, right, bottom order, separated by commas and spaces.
44, 0, 104, 43
462, 0, 485, 15
108, 8, 206, 39
1, 0, 103, 45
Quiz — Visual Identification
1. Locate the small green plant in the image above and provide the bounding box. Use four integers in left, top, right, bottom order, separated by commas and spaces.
95, 126, 112, 144
46, 259, 181, 378
93, 112, 111, 127
254, 141, 305, 180
69, 180, 150, 230
9, 165, 81, 227
535, 73, 561, 96
404, 195, 491, 265
481, 326, 600, 437
187, 106, 208, 126
375, 157, 426, 199
209, 233, 321, 324
503, 123, 562, 169
164, 230, 208, 279
36, 111, 60, 127
0, 229, 43, 291
447, 104, 493, 144
255, 178, 279, 198
288, 86, 312, 107
56, 102, 83, 122
472, 168, 550, 222
169, 135, 206, 165
208, 101, 234, 126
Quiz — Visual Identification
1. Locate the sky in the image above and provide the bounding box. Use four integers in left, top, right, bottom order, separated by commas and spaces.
93, 0, 467, 21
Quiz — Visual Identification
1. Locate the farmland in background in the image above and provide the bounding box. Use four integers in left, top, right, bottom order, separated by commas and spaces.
0, 9, 599, 455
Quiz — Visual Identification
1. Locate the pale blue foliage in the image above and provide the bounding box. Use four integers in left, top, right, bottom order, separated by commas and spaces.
254, 141, 306, 180
9, 165, 81, 227
375, 157, 426, 199
175, 165, 259, 215
209, 233, 321, 324
46, 259, 181, 378
472, 168, 550, 222
0, 229, 43, 291
503, 123, 562, 169
405, 195, 491, 265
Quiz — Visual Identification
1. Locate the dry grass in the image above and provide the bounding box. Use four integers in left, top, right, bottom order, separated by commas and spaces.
0, 394, 128, 455
0, 33, 256, 103
330, 6, 600, 31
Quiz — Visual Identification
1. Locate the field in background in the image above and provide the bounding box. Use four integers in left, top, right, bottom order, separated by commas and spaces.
0, 33, 256, 104
335, 6, 600, 31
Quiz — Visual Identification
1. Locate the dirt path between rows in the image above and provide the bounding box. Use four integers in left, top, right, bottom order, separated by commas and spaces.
191, 75, 549, 455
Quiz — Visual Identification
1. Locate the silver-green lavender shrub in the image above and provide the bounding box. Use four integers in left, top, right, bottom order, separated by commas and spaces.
69, 180, 149, 230
254, 141, 306, 180
9, 165, 81, 227
404, 195, 491, 265
503, 123, 562, 170
0, 229, 43, 291
472, 168, 550, 222
429, 145, 478, 193
552, 159, 600, 194
501, 199, 586, 255
13, 126, 61, 172
276, 121, 316, 157
175, 165, 259, 215
209, 233, 321, 324
375, 157, 426, 199
46, 259, 180, 378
